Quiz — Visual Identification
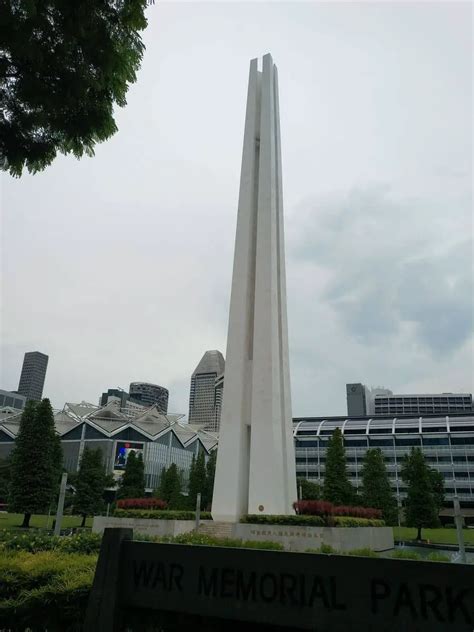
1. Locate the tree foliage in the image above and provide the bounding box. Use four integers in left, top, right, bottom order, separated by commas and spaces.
9, 399, 63, 527
360, 448, 397, 525
401, 448, 439, 539
157, 464, 182, 509
429, 468, 445, 516
0, 457, 11, 503
297, 478, 320, 501
322, 428, 354, 505
74, 447, 108, 526
117, 450, 145, 500
188, 451, 206, 510
1, 0, 148, 176
203, 450, 217, 510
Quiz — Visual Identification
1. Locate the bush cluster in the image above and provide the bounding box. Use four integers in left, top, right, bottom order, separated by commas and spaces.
346, 547, 379, 558
160, 531, 284, 550
426, 551, 450, 562
306, 544, 379, 557
242, 514, 384, 528
116, 498, 168, 510
294, 500, 382, 520
242, 514, 325, 527
0, 529, 102, 554
113, 509, 212, 520
0, 550, 96, 631
391, 549, 422, 560
333, 517, 385, 528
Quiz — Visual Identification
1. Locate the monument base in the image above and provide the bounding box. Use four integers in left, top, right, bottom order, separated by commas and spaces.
92, 516, 393, 552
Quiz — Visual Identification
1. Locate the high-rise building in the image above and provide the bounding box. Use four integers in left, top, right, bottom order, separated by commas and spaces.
347, 383, 472, 417
17, 351, 49, 402
188, 350, 225, 428
129, 382, 169, 413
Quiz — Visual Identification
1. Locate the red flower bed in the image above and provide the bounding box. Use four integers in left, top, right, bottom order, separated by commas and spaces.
293, 500, 381, 520
333, 505, 382, 519
116, 498, 167, 510
295, 500, 333, 516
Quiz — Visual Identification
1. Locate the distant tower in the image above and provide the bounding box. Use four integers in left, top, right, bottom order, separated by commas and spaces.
346, 383, 368, 416
17, 351, 49, 402
212, 55, 297, 522
188, 350, 225, 428
129, 382, 169, 413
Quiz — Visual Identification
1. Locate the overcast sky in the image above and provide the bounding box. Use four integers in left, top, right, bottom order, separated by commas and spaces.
1, 1, 472, 417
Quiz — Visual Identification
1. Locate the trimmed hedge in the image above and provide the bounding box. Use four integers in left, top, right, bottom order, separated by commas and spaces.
346, 547, 379, 558
426, 551, 450, 562
242, 514, 325, 527
113, 509, 212, 520
391, 549, 421, 560
159, 531, 284, 550
0, 551, 96, 631
333, 517, 385, 528
306, 546, 380, 558
242, 515, 384, 527
0, 530, 102, 554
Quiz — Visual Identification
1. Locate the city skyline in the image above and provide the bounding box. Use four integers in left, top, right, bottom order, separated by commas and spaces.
2, 3, 472, 416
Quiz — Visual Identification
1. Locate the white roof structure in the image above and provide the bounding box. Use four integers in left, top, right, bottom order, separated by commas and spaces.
292, 414, 474, 437
0, 401, 217, 453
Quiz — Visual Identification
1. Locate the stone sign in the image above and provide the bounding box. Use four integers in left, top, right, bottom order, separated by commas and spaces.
85, 528, 474, 631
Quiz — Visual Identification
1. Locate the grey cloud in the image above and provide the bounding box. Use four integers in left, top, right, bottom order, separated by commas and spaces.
397, 242, 473, 354
288, 187, 472, 355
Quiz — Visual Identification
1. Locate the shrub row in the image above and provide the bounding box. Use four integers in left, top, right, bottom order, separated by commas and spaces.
0, 550, 96, 631
333, 517, 385, 528
159, 531, 284, 550
306, 547, 451, 561
242, 515, 384, 528
294, 500, 382, 520
305, 544, 379, 557
0, 529, 102, 554
113, 509, 212, 520
116, 498, 167, 510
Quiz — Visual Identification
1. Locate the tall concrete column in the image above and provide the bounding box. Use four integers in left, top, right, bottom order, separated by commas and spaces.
212, 54, 297, 522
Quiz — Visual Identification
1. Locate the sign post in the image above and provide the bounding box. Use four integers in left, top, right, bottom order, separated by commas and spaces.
454, 495, 466, 564
195, 492, 201, 530
54, 472, 68, 536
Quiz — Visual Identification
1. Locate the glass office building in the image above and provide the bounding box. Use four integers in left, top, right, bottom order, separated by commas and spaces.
294, 413, 474, 506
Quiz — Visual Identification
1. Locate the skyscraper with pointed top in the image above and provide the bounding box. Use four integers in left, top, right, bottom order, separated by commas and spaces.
212, 54, 297, 522
188, 350, 225, 431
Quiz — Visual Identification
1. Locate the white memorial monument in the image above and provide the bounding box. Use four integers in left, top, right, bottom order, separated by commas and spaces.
212, 54, 297, 522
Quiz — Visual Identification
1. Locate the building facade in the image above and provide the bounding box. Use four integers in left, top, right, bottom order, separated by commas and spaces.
99, 388, 146, 416
294, 414, 474, 507
347, 383, 472, 417
17, 351, 49, 402
373, 393, 472, 416
0, 402, 217, 492
188, 350, 225, 429
129, 382, 169, 413
213, 374, 224, 433
0, 389, 26, 410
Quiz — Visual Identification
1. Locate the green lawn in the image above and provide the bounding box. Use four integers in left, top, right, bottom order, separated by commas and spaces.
0, 512, 93, 530
394, 526, 474, 545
